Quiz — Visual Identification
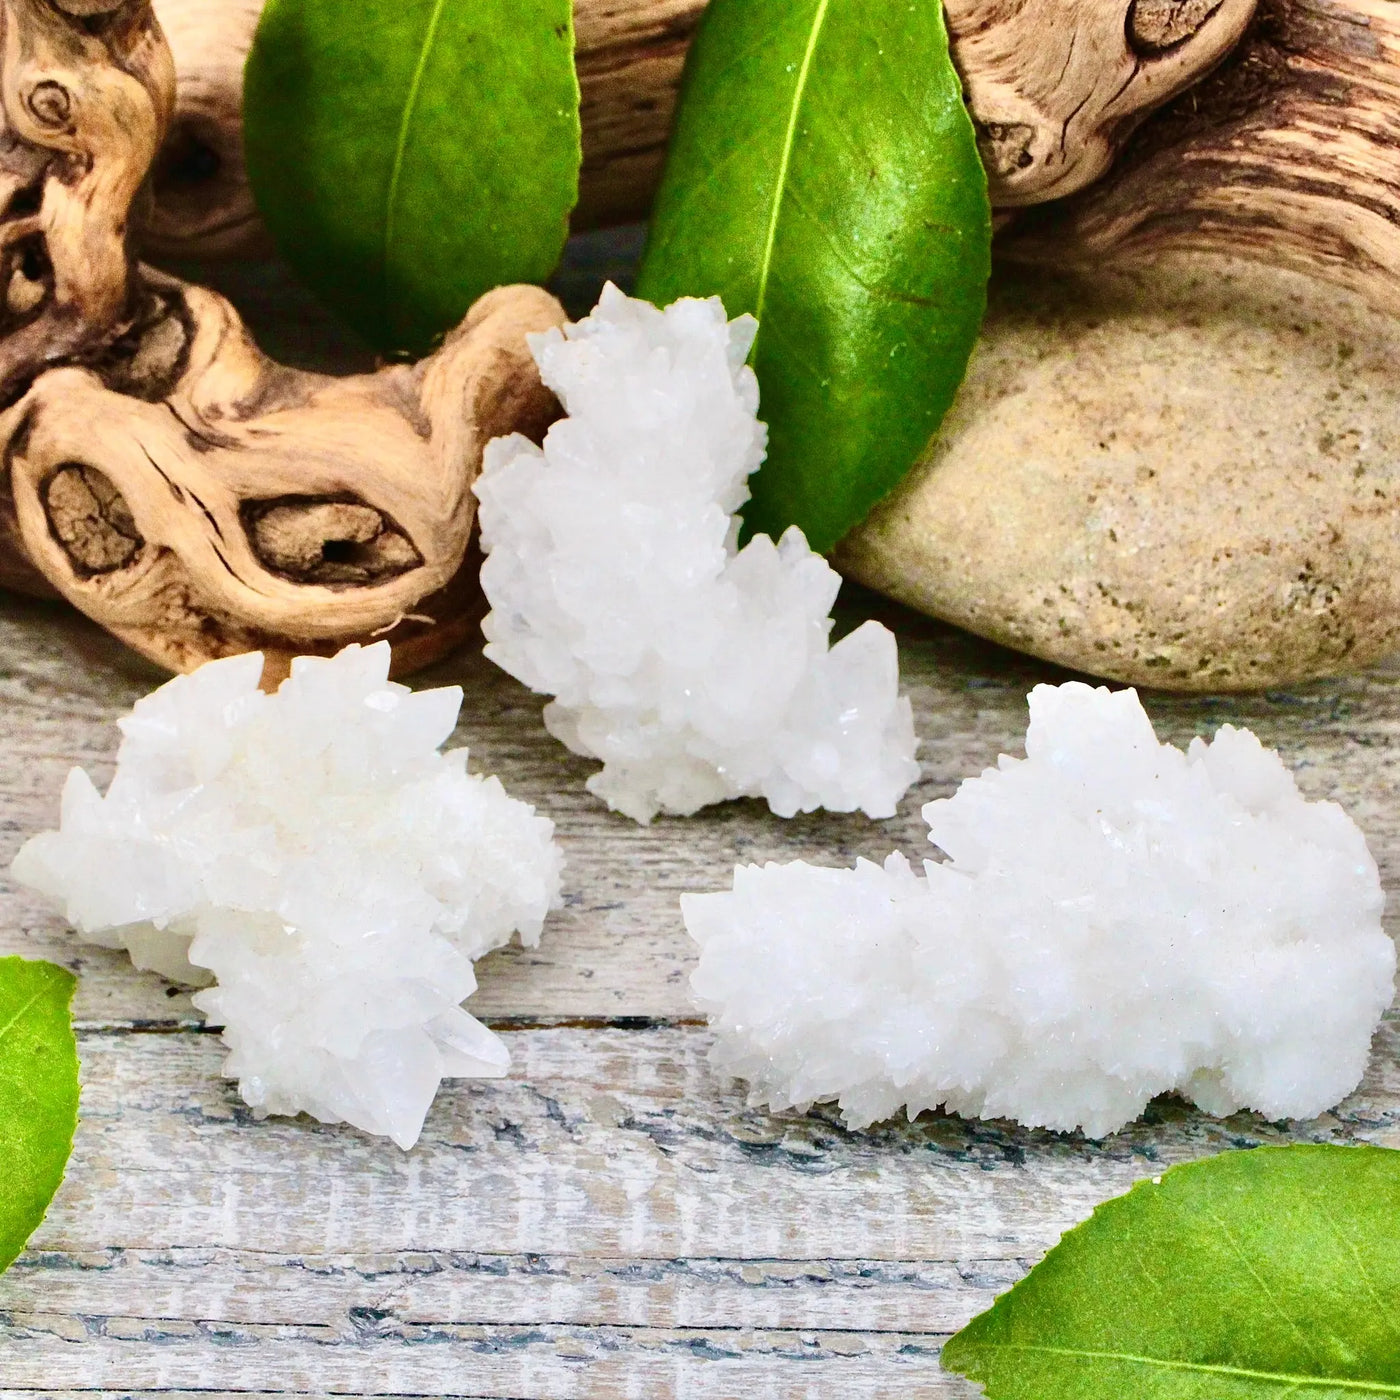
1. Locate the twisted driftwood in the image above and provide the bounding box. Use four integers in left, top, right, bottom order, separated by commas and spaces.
143, 0, 1262, 257
5, 0, 1392, 678
0, 0, 563, 678
143, 0, 1400, 328
998, 0, 1400, 313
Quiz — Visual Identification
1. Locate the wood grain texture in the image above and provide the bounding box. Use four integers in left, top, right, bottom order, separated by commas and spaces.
0, 1, 571, 682
5, 277, 565, 681
0, 1022, 1396, 1397
1001, 0, 1400, 308
0, 588, 1398, 1396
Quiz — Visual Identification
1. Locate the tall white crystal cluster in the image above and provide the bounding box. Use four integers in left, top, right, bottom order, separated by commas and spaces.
685, 682, 1395, 1137
12, 643, 562, 1150
475, 284, 919, 824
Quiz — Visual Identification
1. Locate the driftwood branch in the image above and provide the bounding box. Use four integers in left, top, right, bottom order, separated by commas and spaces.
996, 0, 1400, 310
0, 0, 564, 677
143, 0, 1260, 257
141, 0, 1400, 322
6, 0, 1394, 680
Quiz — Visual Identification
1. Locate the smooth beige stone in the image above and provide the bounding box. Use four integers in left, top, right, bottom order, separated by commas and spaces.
837, 254, 1400, 691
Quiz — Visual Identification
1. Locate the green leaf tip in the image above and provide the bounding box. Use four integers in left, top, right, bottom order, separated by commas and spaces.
0, 955, 79, 1276
636, 0, 991, 554
943, 1143, 1400, 1398
244, 0, 581, 357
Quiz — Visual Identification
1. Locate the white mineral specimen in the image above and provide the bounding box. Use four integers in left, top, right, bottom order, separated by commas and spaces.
474, 283, 919, 824
685, 682, 1396, 1137
12, 643, 563, 1149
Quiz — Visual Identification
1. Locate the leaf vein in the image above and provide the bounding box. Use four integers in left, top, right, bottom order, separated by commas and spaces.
778, 182, 942, 310
1305, 1183, 1400, 1351
638, 137, 760, 247
0, 990, 44, 1048
1200, 1198, 1326, 1371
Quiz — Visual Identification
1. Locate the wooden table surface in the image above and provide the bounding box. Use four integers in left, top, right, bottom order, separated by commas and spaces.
1, 253, 1398, 1398
0, 586, 1397, 1400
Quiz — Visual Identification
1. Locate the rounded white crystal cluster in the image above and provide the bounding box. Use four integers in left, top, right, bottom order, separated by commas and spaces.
685, 682, 1395, 1137
475, 283, 919, 824
13, 643, 562, 1149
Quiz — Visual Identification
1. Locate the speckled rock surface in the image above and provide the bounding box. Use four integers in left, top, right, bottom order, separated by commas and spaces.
837, 255, 1400, 691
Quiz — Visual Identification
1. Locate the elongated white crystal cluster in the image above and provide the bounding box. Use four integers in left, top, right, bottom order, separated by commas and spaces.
13, 643, 562, 1150
685, 682, 1395, 1137
475, 284, 919, 824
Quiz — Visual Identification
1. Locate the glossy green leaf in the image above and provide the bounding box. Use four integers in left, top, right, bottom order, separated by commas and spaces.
943, 1145, 1400, 1398
635, 0, 990, 553
244, 0, 580, 356
0, 957, 78, 1275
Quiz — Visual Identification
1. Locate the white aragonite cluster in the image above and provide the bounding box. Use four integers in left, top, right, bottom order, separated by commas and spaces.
685, 682, 1396, 1138
12, 643, 562, 1150
474, 284, 919, 824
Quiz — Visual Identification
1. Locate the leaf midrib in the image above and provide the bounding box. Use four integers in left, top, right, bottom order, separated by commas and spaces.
749, 0, 831, 363
982, 1343, 1400, 1393
383, 0, 450, 318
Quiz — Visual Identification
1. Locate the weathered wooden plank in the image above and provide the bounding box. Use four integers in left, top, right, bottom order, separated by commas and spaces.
0, 1247, 1018, 1334
0, 1326, 956, 1400
33, 1016, 1400, 1249
46, 1025, 1399, 1260
0, 1020, 1396, 1396
4, 593, 1400, 1027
